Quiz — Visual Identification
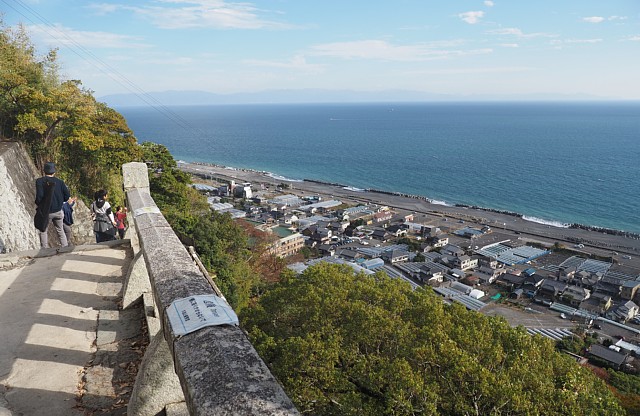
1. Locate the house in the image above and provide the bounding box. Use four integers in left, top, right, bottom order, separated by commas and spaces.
451, 255, 478, 271
621, 280, 640, 301
421, 225, 441, 238
382, 249, 409, 264
337, 248, 361, 262
371, 228, 392, 242
580, 292, 613, 315
387, 224, 408, 237
587, 344, 630, 370
268, 233, 304, 258
607, 300, 639, 322
496, 273, 525, 290
308, 228, 332, 246
537, 279, 567, 302
316, 244, 337, 257
441, 244, 465, 258
560, 285, 591, 307
429, 234, 449, 248
595, 275, 622, 297
521, 273, 545, 297
418, 265, 444, 285
373, 211, 393, 224
475, 262, 506, 283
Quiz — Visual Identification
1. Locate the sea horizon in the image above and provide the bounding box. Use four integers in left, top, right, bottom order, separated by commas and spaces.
119, 101, 640, 234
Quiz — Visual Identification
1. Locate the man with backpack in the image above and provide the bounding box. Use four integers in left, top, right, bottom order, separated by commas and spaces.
35, 162, 70, 248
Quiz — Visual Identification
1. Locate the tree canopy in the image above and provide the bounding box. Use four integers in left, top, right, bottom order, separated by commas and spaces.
0, 21, 141, 204
243, 263, 623, 415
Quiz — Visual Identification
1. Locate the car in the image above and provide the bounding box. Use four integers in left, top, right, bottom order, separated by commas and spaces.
593, 324, 602, 330
560, 313, 567, 319
622, 255, 632, 259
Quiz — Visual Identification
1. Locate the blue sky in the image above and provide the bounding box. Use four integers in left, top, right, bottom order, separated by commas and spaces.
3, 0, 640, 100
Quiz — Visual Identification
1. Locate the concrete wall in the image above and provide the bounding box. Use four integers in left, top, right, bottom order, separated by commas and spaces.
123, 162, 298, 415
0, 142, 97, 252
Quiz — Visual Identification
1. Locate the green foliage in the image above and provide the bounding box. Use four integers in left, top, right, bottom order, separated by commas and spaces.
555, 334, 586, 355
413, 252, 426, 262
397, 237, 421, 252
141, 141, 177, 170
243, 263, 624, 415
608, 369, 640, 395
0, 21, 141, 205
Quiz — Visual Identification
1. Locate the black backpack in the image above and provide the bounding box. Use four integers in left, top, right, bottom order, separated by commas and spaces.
34, 180, 55, 232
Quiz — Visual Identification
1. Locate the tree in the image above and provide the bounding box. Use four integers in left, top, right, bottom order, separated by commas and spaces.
1, 21, 141, 204
243, 263, 624, 415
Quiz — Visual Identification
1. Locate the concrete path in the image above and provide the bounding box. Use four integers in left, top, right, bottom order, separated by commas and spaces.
0, 244, 142, 416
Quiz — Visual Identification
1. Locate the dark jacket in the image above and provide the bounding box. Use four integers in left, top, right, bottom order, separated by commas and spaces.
35, 176, 70, 213
62, 201, 75, 225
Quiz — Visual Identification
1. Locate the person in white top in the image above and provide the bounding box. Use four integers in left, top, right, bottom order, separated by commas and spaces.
90, 189, 118, 243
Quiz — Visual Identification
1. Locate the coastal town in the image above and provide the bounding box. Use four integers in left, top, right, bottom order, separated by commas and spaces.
180, 161, 640, 373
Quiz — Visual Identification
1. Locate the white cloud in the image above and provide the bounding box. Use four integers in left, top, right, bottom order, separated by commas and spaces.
551, 38, 603, 46
608, 16, 627, 21
583, 16, 605, 23
27, 24, 149, 49
95, 0, 293, 30
486, 27, 556, 39
500, 43, 519, 48
309, 40, 492, 61
458, 11, 484, 25
489, 27, 523, 36
622, 35, 640, 41
484, 1, 495, 7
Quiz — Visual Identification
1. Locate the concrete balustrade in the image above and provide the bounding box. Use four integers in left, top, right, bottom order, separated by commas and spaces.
122, 162, 298, 416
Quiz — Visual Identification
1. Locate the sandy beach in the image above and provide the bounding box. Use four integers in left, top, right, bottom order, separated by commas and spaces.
178, 161, 640, 269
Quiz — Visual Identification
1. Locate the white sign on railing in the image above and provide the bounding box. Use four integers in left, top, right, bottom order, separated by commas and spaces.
167, 294, 239, 336
133, 206, 161, 217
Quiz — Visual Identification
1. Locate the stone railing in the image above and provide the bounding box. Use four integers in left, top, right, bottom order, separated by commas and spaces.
121, 162, 298, 416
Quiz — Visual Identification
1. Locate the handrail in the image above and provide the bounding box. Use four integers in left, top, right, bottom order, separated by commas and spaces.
123, 162, 298, 415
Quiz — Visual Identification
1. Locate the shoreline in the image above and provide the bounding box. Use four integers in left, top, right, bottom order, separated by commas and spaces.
181, 160, 640, 240
177, 161, 640, 263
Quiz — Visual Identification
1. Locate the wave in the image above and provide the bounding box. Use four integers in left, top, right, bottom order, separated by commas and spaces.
522, 215, 570, 228
343, 186, 365, 192
430, 199, 450, 206
266, 172, 303, 182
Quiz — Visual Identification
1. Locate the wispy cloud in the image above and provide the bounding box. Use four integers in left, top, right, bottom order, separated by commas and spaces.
582, 15, 627, 23
551, 38, 603, 49
486, 27, 556, 39
27, 24, 149, 48
500, 43, 519, 48
582, 16, 605, 24
458, 11, 484, 25
91, 0, 294, 30
484, 1, 495, 7
407, 66, 535, 75
243, 55, 323, 72
308, 40, 492, 61
622, 35, 640, 42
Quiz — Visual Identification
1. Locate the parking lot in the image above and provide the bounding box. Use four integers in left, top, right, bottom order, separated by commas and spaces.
482, 303, 574, 330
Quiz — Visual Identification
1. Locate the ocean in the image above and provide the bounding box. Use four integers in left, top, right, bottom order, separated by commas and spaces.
118, 102, 640, 233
